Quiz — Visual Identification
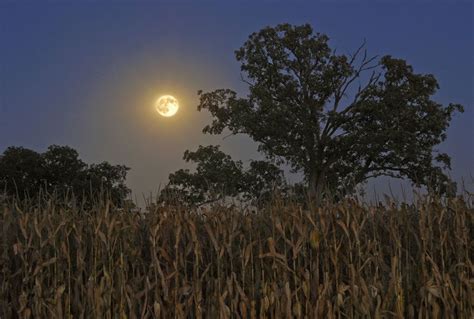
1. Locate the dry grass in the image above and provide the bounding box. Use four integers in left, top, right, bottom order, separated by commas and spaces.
0, 194, 473, 318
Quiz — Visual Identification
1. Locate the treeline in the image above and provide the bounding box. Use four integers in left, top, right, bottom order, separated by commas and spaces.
0, 145, 130, 205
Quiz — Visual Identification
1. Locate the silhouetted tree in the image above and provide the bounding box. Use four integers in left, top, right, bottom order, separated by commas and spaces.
85, 162, 130, 205
160, 145, 285, 207
42, 145, 87, 194
0, 147, 45, 197
0, 145, 130, 204
196, 23, 463, 201
243, 159, 286, 203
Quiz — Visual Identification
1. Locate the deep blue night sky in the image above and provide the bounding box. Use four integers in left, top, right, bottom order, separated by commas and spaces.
1, 1, 472, 201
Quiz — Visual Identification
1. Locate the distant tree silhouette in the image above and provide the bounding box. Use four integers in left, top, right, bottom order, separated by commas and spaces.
0, 145, 130, 204
42, 145, 87, 193
190, 23, 463, 202
0, 147, 45, 197
160, 145, 285, 207
84, 161, 130, 205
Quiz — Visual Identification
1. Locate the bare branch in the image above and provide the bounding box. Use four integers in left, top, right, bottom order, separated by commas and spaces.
240, 73, 253, 87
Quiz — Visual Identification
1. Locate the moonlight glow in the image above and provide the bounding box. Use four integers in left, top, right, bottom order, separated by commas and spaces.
155, 95, 179, 117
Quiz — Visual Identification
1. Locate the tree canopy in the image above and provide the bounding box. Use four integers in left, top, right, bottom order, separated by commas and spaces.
160, 145, 285, 207
191, 23, 463, 201
0, 145, 130, 204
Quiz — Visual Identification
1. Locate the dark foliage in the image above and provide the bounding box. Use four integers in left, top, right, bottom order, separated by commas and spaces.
0, 145, 130, 205
195, 24, 463, 201
160, 145, 285, 207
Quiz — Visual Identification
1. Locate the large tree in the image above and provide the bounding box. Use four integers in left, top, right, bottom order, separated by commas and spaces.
196, 24, 463, 200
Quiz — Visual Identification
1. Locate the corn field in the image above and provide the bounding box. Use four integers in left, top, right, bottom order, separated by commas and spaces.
1, 195, 473, 318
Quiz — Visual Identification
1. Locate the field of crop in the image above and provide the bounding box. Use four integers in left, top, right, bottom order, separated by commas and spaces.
0, 195, 472, 318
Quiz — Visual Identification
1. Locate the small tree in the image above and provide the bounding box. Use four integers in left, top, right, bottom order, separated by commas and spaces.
85, 162, 130, 205
160, 145, 285, 207
196, 23, 463, 201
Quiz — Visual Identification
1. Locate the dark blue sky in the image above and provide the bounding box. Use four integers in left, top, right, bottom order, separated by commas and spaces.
1, 1, 472, 201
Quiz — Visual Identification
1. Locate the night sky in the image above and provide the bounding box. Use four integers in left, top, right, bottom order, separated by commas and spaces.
1, 1, 472, 202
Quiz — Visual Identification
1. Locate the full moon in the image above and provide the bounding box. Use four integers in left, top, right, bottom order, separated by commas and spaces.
155, 95, 179, 117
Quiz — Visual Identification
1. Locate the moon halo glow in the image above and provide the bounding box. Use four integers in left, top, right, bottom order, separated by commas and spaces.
155, 95, 179, 117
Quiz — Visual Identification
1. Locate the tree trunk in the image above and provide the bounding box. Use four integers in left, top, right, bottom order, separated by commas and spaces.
309, 170, 325, 205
